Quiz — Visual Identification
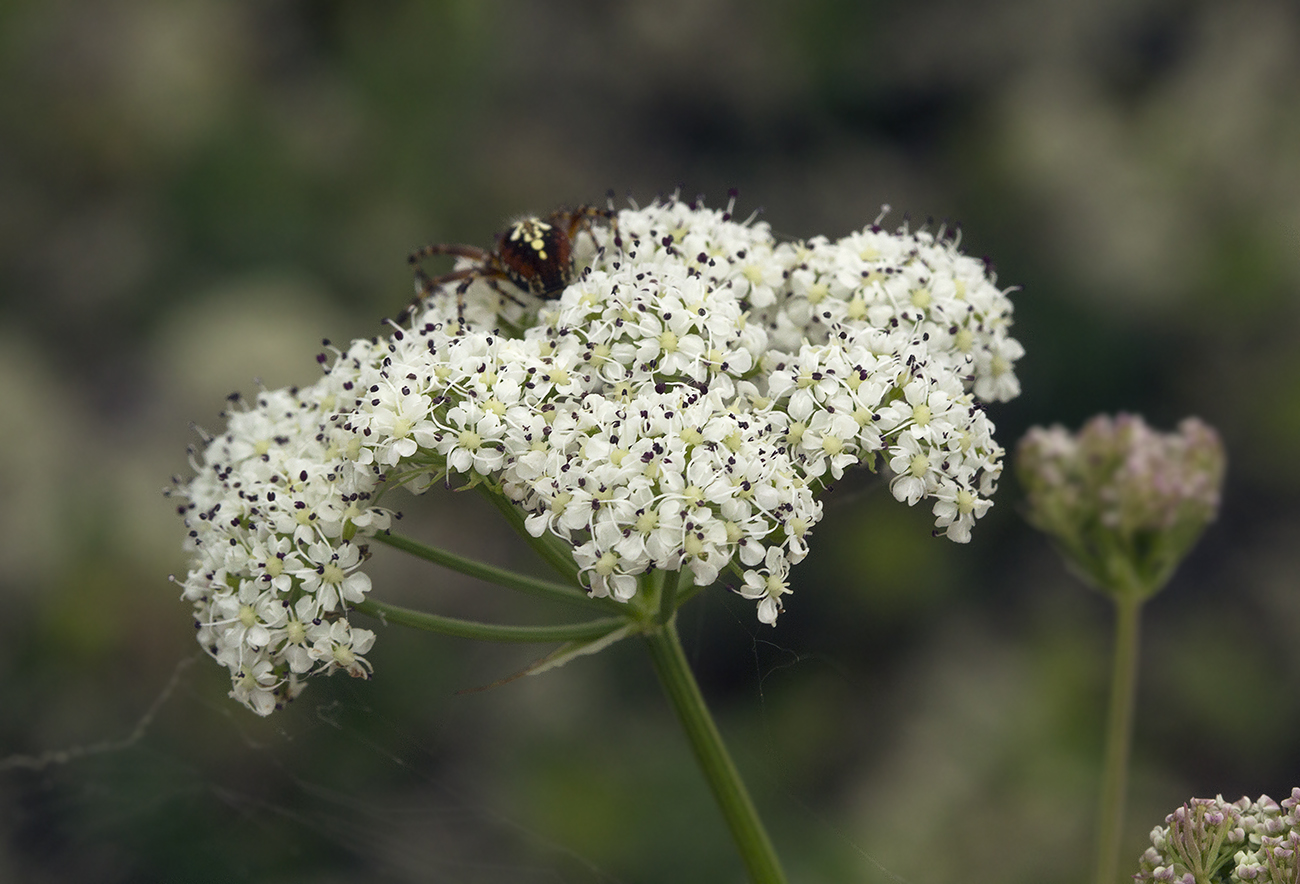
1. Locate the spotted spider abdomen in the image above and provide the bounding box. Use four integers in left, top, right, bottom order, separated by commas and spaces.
496, 217, 575, 297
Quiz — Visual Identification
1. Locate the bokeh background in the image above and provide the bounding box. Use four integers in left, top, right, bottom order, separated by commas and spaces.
2, 1, 1298, 882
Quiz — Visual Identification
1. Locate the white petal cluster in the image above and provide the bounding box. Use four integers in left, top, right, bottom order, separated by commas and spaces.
172, 196, 1021, 715
171, 358, 392, 716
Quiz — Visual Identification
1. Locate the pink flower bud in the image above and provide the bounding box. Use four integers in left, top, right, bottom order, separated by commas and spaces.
1016, 414, 1225, 599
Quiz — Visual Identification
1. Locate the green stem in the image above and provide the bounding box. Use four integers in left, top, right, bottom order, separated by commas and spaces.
370, 530, 604, 611
476, 484, 585, 588
354, 597, 626, 644
1095, 593, 1144, 884
656, 568, 682, 625
642, 618, 787, 884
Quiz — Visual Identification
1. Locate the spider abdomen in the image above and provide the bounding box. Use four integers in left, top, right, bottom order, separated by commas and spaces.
497, 217, 575, 297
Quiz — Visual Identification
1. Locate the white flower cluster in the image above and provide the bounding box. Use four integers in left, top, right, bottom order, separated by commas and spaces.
171, 378, 393, 715
172, 195, 1021, 715
1137, 790, 1300, 884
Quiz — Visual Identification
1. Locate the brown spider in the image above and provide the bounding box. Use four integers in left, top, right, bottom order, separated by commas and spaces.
406, 205, 617, 325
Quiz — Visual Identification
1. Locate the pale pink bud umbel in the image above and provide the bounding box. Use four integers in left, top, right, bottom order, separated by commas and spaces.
1136, 790, 1300, 884
1016, 414, 1225, 599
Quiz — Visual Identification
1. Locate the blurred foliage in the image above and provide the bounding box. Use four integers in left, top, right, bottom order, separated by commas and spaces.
2, 0, 1299, 882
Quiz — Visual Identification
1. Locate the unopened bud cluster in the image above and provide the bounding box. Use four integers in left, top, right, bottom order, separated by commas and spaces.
1017, 414, 1225, 598
1137, 790, 1300, 884
171, 196, 1022, 714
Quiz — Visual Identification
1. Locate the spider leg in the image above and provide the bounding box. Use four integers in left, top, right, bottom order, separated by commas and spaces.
484, 277, 531, 309
406, 262, 531, 331
447, 273, 526, 333
408, 243, 494, 306
567, 205, 620, 255
399, 266, 485, 325
413, 266, 481, 300
408, 243, 491, 265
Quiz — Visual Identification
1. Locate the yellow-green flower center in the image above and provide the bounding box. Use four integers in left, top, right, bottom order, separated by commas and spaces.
956, 489, 976, 514
595, 551, 618, 576
635, 511, 658, 534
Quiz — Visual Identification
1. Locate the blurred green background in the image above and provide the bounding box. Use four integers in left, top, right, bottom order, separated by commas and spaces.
2, 1, 1298, 882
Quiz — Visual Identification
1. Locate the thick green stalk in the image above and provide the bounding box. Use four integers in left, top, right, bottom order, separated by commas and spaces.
354, 597, 626, 644
1094, 592, 1144, 884
656, 568, 682, 625
642, 618, 787, 884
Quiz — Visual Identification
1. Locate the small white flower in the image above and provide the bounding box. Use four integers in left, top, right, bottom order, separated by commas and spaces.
308, 619, 376, 678
739, 548, 792, 625
930, 481, 992, 543
888, 435, 936, 506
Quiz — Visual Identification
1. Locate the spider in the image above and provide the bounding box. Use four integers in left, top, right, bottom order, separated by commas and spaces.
406, 204, 617, 326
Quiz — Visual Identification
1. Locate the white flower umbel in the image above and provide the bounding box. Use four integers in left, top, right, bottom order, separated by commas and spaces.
171, 361, 393, 716
172, 195, 1022, 714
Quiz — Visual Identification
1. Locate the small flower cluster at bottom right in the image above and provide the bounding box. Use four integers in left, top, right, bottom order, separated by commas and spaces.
1137, 789, 1300, 884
